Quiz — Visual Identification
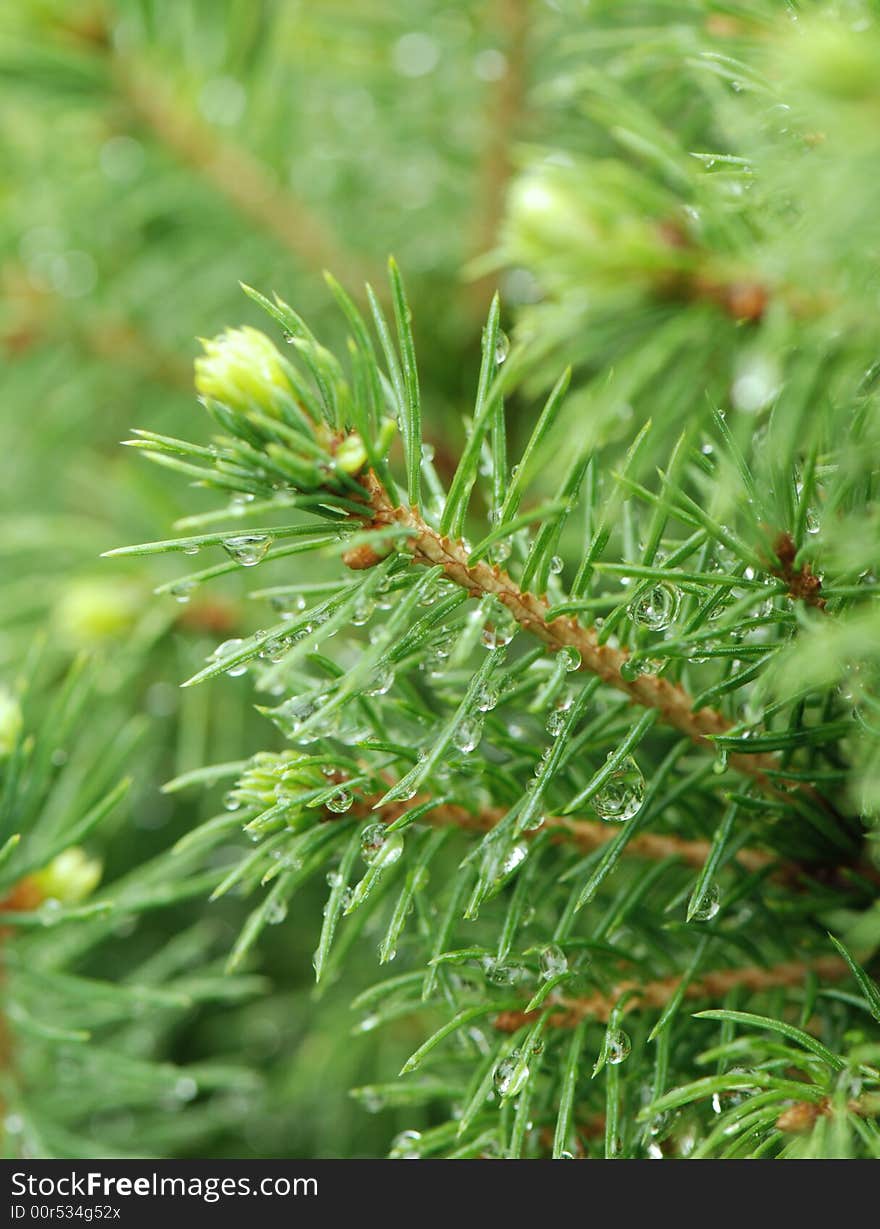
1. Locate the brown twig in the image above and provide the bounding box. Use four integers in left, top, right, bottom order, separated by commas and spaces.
493, 955, 850, 1032
347, 470, 799, 797
365, 796, 784, 877
776, 1093, 879, 1133
345, 790, 875, 893
769, 531, 826, 611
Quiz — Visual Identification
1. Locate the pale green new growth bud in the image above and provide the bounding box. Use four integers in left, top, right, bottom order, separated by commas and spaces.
0, 686, 22, 758
195, 326, 292, 414
54, 579, 141, 647
335, 432, 368, 475
787, 19, 879, 102
32, 847, 103, 905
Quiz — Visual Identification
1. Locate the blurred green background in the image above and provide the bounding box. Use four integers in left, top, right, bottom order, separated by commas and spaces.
0, 0, 563, 1157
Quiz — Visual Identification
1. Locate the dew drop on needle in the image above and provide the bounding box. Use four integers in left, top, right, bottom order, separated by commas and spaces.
592, 756, 645, 822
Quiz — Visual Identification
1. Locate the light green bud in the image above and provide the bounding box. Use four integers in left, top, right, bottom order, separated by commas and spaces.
335, 433, 368, 475
195, 327, 292, 414
55, 579, 141, 646
32, 847, 102, 904
0, 686, 22, 758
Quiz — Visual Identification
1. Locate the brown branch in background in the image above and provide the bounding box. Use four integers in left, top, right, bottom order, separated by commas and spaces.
468, 0, 530, 312
78, 316, 192, 390
655, 221, 769, 323
769, 532, 826, 611
656, 220, 832, 323
112, 58, 382, 289
493, 955, 850, 1032
691, 274, 768, 323
1, 264, 191, 391
348, 470, 805, 798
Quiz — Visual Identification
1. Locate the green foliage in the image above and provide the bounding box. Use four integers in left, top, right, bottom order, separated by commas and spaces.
3, 0, 880, 1161
102, 234, 879, 1156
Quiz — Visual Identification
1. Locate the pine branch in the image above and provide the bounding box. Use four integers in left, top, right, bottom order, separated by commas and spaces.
365, 795, 779, 875
347, 469, 813, 798
493, 955, 850, 1032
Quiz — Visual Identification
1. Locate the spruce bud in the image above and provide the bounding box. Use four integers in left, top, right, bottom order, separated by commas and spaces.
195, 327, 292, 415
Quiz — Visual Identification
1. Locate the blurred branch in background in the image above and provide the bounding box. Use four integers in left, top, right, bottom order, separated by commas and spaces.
113, 54, 385, 291
467, 0, 530, 312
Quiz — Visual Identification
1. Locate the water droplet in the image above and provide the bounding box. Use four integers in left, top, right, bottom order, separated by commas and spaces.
731, 355, 779, 414
647, 1110, 673, 1139
352, 593, 375, 626
557, 646, 581, 672
539, 944, 568, 981
358, 1086, 383, 1115
270, 695, 320, 739
494, 1052, 528, 1097
172, 1076, 198, 1102
327, 787, 354, 814
211, 638, 248, 676
222, 790, 241, 812
481, 957, 525, 986
497, 842, 528, 880
266, 899, 288, 925
606, 1028, 632, 1065
546, 708, 567, 736
390, 1129, 422, 1159
691, 881, 721, 921
365, 666, 394, 696
360, 822, 388, 863
170, 579, 198, 604
39, 898, 62, 925
221, 533, 272, 567
592, 756, 645, 822
549, 555, 564, 575
494, 331, 510, 365
453, 716, 483, 753
622, 655, 664, 681
481, 610, 517, 649
260, 633, 293, 662
629, 582, 680, 631
475, 685, 499, 713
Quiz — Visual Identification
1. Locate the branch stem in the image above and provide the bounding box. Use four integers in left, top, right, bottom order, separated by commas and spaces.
354, 471, 790, 795
493, 955, 850, 1031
